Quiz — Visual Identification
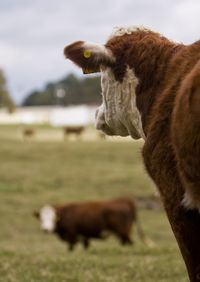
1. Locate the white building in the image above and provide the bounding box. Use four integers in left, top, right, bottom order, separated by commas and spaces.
0, 105, 97, 126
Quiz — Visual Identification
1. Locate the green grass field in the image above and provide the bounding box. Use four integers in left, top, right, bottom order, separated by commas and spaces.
0, 127, 188, 281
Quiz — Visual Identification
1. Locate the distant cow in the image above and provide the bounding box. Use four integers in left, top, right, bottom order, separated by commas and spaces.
63, 126, 85, 139
23, 128, 35, 139
34, 198, 150, 251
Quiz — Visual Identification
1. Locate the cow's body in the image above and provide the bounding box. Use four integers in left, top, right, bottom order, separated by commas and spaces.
35, 198, 143, 251
64, 27, 200, 281
23, 128, 35, 139
63, 126, 85, 139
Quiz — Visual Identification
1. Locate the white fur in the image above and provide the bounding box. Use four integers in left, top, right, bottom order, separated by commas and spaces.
182, 191, 200, 212
108, 26, 149, 40
108, 26, 179, 46
95, 66, 145, 139
40, 205, 56, 232
82, 42, 115, 62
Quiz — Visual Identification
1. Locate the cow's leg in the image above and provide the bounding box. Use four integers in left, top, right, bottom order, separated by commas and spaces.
82, 238, 90, 249
143, 145, 200, 279
118, 233, 133, 245
143, 166, 200, 280
63, 129, 68, 141
160, 195, 200, 282
142, 164, 200, 281
67, 239, 77, 251
68, 243, 75, 251
66, 235, 78, 251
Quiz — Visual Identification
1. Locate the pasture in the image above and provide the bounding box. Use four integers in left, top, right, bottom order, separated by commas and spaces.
0, 126, 187, 282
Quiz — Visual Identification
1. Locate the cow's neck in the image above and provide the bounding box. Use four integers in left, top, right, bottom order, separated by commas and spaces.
133, 42, 184, 134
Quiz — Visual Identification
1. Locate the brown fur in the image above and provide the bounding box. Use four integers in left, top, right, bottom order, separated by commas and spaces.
46, 198, 140, 251
23, 128, 35, 138
63, 126, 85, 138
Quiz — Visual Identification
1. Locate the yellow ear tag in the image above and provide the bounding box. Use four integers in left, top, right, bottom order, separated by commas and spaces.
83, 50, 92, 58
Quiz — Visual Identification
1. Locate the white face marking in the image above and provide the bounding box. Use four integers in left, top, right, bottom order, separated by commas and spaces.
95, 66, 145, 140
39, 205, 56, 232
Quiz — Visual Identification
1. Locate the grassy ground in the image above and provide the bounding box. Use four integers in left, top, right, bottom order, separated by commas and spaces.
0, 128, 188, 281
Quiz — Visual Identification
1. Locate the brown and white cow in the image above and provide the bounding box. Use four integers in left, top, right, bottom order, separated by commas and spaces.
34, 197, 149, 251
63, 126, 85, 139
64, 26, 200, 281
23, 128, 35, 139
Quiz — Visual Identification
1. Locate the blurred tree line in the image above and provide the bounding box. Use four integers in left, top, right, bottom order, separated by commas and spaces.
0, 69, 15, 112
22, 73, 101, 106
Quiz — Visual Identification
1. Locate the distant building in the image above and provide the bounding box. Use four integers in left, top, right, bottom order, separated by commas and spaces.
0, 105, 97, 126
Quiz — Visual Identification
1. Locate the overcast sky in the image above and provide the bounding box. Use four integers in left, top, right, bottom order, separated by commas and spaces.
1, 0, 200, 104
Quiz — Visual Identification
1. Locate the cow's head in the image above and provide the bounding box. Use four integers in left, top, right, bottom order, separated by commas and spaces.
34, 205, 57, 232
64, 27, 146, 140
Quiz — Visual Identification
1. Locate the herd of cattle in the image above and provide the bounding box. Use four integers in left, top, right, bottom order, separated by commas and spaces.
22, 126, 106, 140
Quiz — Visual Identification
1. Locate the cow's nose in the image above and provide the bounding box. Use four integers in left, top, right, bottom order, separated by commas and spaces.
41, 227, 50, 233
43, 229, 49, 233
95, 118, 107, 130
95, 107, 106, 130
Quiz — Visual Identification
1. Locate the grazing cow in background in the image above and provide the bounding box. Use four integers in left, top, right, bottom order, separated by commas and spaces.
23, 128, 35, 140
64, 26, 200, 281
63, 126, 85, 140
34, 197, 151, 251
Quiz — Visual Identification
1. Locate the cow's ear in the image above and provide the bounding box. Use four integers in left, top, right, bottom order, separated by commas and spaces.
64, 41, 115, 74
33, 211, 39, 218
